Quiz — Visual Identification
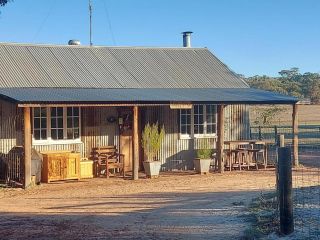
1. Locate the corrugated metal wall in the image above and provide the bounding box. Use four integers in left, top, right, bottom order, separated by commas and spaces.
0, 99, 23, 182
0, 99, 23, 154
143, 104, 250, 171
81, 107, 119, 158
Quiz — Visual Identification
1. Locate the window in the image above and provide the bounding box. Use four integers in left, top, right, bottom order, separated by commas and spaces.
51, 107, 64, 140
33, 107, 47, 140
180, 109, 191, 135
179, 104, 217, 138
67, 107, 80, 139
32, 107, 81, 142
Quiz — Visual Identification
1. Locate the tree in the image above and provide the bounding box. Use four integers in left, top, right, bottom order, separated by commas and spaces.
245, 68, 320, 103
0, 0, 11, 7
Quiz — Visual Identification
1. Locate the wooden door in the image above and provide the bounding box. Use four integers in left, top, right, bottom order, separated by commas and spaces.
65, 153, 80, 180
120, 130, 133, 172
118, 108, 133, 172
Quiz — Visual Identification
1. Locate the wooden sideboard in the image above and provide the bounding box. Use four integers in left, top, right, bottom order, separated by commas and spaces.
41, 152, 80, 183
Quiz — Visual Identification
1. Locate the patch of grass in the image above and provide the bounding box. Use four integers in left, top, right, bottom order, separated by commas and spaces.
242, 192, 279, 239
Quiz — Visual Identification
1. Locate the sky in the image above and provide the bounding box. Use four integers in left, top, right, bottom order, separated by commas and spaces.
0, 0, 319, 77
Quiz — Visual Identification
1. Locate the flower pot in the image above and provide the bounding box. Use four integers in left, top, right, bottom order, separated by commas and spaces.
193, 158, 211, 174
143, 161, 161, 178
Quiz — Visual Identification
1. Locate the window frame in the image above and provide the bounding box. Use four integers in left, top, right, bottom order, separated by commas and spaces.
32, 107, 82, 145
179, 104, 217, 139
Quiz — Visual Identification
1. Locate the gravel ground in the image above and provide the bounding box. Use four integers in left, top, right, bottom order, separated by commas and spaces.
0, 170, 278, 240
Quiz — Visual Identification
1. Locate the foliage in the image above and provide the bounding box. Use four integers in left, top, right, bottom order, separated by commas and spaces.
243, 192, 279, 239
196, 141, 213, 159
0, 0, 12, 7
141, 122, 165, 162
196, 149, 213, 159
252, 105, 287, 126
246, 68, 320, 103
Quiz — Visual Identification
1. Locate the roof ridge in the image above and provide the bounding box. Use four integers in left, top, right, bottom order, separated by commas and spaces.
0, 42, 207, 50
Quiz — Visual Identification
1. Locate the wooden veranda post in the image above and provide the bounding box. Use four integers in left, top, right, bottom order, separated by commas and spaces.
217, 105, 225, 173
132, 106, 139, 180
292, 103, 299, 167
23, 107, 32, 188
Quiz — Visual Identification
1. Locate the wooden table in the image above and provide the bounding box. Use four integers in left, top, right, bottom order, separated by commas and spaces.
224, 140, 273, 171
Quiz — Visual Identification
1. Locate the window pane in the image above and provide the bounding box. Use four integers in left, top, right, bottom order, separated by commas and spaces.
74, 128, 79, 138
34, 108, 40, 118
187, 125, 191, 135
51, 130, 57, 140
41, 130, 47, 139
41, 108, 47, 117
34, 130, 40, 140
41, 118, 47, 128
74, 118, 79, 128
58, 129, 64, 139
58, 118, 63, 128
67, 107, 73, 117
67, 117, 73, 128
34, 118, 40, 129
51, 108, 56, 117
73, 107, 79, 116
67, 129, 73, 139
181, 126, 186, 134
51, 118, 56, 128
199, 125, 204, 134
181, 115, 186, 124
57, 107, 63, 117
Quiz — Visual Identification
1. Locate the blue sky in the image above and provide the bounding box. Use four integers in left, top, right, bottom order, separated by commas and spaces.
0, 0, 319, 77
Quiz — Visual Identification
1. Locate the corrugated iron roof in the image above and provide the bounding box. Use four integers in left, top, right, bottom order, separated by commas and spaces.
0, 88, 297, 104
0, 42, 248, 89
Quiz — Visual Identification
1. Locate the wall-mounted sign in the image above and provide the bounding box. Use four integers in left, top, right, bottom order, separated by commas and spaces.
170, 103, 192, 109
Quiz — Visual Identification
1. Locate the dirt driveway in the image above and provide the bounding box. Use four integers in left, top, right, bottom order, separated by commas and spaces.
0, 171, 277, 240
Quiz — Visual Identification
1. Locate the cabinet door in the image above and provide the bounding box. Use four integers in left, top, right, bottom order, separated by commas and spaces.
66, 154, 80, 179
48, 155, 65, 181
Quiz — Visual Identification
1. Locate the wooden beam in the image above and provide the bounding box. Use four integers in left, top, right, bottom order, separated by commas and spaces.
292, 103, 299, 167
132, 106, 139, 180
217, 105, 225, 173
23, 107, 32, 188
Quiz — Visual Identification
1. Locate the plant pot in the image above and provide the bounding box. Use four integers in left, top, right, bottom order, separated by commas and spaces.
193, 158, 211, 174
143, 161, 161, 178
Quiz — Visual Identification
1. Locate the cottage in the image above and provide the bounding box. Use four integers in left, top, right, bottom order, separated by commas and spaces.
0, 33, 298, 187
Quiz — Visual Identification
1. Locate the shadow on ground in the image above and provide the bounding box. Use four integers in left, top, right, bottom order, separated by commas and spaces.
0, 190, 261, 240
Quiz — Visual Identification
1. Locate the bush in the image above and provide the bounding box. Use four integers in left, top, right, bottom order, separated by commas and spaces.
196, 149, 213, 159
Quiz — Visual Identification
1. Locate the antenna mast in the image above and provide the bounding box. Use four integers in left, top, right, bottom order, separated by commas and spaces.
89, 0, 93, 46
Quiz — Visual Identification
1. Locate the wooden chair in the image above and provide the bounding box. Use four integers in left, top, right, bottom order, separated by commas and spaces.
90, 146, 125, 178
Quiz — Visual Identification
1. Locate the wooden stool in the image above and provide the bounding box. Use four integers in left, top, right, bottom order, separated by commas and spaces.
248, 149, 265, 170
230, 149, 248, 171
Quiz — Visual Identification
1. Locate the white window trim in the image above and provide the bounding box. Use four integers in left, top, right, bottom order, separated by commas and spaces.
179, 105, 217, 140
32, 107, 81, 145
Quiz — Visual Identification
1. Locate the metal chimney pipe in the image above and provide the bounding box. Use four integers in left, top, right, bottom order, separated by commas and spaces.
182, 31, 193, 47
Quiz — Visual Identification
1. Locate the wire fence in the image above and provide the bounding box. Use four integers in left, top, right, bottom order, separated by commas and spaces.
250, 124, 320, 238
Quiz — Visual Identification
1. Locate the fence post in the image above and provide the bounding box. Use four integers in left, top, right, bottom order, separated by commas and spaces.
278, 147, 294, 235
276, 134, 285, 205
274, 126, 278, 143
258, 126, 262, 140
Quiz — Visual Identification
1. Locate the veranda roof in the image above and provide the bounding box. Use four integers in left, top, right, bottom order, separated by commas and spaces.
0, 88, 297, 105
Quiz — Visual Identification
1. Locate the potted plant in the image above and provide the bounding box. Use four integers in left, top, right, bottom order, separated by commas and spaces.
194, 144, 213, 174
142, 122, 165, 178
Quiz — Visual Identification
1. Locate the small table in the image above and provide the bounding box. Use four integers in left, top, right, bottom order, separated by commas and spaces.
224, 140, 273, 170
